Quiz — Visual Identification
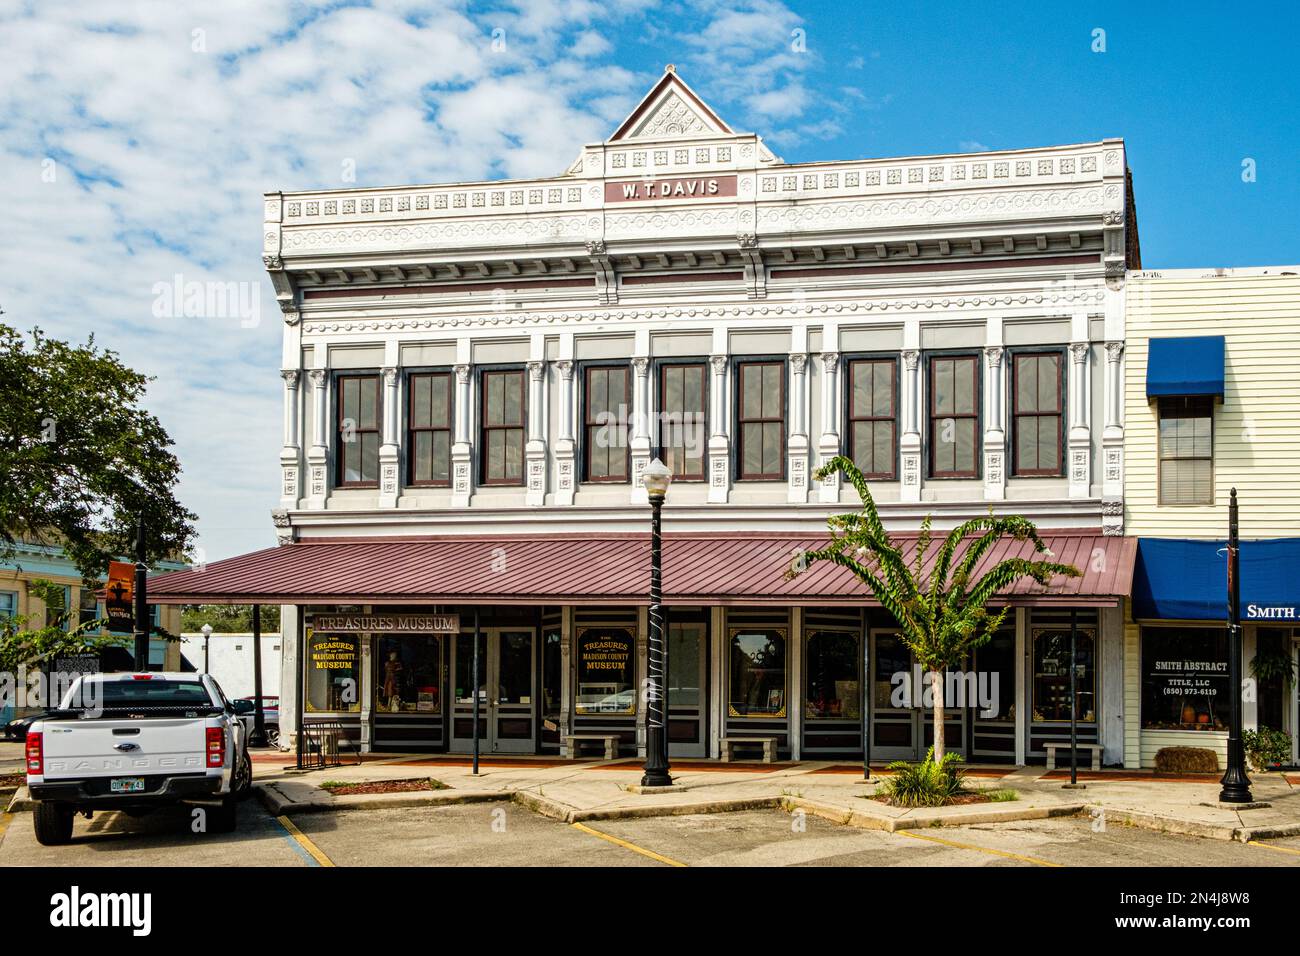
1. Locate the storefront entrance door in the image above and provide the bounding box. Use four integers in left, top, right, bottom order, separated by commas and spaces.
868, 630, 965, 761
450, 628, 537, 754
667, 621, 708, 758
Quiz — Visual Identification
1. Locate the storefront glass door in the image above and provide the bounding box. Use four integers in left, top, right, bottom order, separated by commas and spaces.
667, 621, 707, 758
869, 630, 965, 761
450, 627, 536, 754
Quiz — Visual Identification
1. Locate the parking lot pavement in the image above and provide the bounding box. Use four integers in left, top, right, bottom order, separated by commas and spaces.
6, 801, 1300, 867
0, 802, 311, 867
288, 802, 661, 867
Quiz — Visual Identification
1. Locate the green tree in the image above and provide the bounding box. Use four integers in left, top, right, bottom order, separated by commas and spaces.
0, 324, 196, 580
789, 456, 1081, 762
0, 579, 130, 678
181, 604, 281, 634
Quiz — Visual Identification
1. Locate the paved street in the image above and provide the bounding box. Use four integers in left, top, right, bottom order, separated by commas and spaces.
4, 800, 1300, 868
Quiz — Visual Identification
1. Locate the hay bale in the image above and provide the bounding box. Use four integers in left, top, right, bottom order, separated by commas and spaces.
1154, 746, 1219, 774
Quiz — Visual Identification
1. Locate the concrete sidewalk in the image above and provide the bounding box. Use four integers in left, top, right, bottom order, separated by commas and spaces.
248, 754, 1300, 841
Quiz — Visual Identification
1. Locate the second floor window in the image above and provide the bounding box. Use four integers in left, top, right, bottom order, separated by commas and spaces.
408, 372, 452, 486
737, 360, 784, 480
658, 362, 707, 479
481, 368, 525, 485
584, 365, 630, 482
928, 355, 979, 478
336, 374, 381, 487
1158, 397, 1213, 504
78, 587, 99, 628
848, 358, 896, 479
1012, 352, 1064, 476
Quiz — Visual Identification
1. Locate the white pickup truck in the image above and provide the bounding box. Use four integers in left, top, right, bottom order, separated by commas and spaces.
24, 672, 252, 845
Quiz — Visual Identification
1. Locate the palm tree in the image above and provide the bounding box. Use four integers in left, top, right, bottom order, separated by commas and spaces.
789, 456, 1082, 763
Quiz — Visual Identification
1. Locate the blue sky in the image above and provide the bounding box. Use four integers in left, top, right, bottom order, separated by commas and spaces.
1, 0, 1296, 561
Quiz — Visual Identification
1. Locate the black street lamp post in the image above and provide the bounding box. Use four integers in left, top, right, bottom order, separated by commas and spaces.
1219, 487, 1253, 803
641, 458, 673, 788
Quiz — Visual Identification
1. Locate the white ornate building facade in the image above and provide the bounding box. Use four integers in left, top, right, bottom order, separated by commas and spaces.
156, 69, 1142, 766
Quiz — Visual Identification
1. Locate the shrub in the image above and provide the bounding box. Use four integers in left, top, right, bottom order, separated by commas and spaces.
1244, 727, 1292, 770
879, 748, 966, 807
1154, 746, 1219, 774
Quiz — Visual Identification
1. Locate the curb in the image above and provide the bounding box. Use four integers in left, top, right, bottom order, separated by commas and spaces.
255, 783, 513, 815
1092, 804, 1300, 843
6, 787, 31, 813
511, 789, 782, 823
785, 795, 1086, 832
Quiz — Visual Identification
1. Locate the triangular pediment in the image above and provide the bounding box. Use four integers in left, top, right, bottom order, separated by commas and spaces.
608, 67, 733, 141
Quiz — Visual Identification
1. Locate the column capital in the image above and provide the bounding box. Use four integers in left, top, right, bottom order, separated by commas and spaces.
710, 354, 728, 375
382, 366, 398, 386
902, 349, 920, 372
454, 363, 471, 384
307, 368, 327, 388
555, 359, 574, 381
789, 352, 808, 374
984, 345, 1004, 368
1070, 341, 1090, 364
1105, 340, 1124, 362
820, 351, 840, 369
632, 356, 650, 376
281, 369, 300, 388
527, 360, 545, 382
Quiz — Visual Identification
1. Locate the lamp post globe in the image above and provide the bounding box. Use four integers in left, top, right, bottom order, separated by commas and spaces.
641, 457, 674, 788
200, 624, 213, 675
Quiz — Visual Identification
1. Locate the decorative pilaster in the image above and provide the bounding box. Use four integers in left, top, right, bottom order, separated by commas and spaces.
630, 356, 652, 503
379, 366, 400, 508
306, 369, 328, 509
279, 369, 301, 509
555, 360, 577, 505
1068, 341, 1092, 499
787, 353, 810, 502
708, 354, 731, 503
983, 345, 1006, 500
817, 351, 841, 502
451, 363, 473, 508
1102, 341, 1125, 534
899, 349, 922, 502
526, 361, 547, 507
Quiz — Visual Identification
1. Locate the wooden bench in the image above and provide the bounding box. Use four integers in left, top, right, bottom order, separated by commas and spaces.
1044, 742, 1103, 771
564, 734, 621, 760
719, 736, 780, 763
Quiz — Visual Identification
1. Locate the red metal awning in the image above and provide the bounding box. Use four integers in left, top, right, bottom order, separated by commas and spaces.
147, 531, 1135, 608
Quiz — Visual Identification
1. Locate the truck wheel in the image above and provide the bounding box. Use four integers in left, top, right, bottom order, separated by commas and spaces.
33, 802, 75, 846
235, 750, 253, 800
209, 798, 238, 834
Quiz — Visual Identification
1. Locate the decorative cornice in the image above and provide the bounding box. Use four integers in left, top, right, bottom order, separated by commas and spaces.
300, 288, 1107, 334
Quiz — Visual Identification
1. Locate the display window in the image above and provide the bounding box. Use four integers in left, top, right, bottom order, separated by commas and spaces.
728, 627, 787, 717
1031, 626, 1095, 722
804, 629, 860, 719
1140, 625, 1229, 731
305, 629, 361, 713
574, 626, 635, 714
373, 634, 443, 714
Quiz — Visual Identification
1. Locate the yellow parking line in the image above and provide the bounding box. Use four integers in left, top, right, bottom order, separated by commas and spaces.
0, 812, 12, 849
1247, 839, 1300, 857
571, 821, 687, 867
896, 828, 1063, 867
276, 815, 335, 867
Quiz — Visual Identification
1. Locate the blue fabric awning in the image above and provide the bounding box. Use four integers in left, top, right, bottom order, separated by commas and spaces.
1145, 335, 1225, 399
1133, 537, 1300, 621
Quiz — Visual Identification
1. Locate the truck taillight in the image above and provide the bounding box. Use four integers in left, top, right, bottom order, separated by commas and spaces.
206, 727, 225, 768
26, 732, 43, 775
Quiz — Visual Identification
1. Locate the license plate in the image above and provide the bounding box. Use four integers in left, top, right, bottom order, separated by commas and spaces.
110, 777, 145, 793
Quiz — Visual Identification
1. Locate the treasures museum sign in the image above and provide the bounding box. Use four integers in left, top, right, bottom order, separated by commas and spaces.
313, 613, 461, 634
